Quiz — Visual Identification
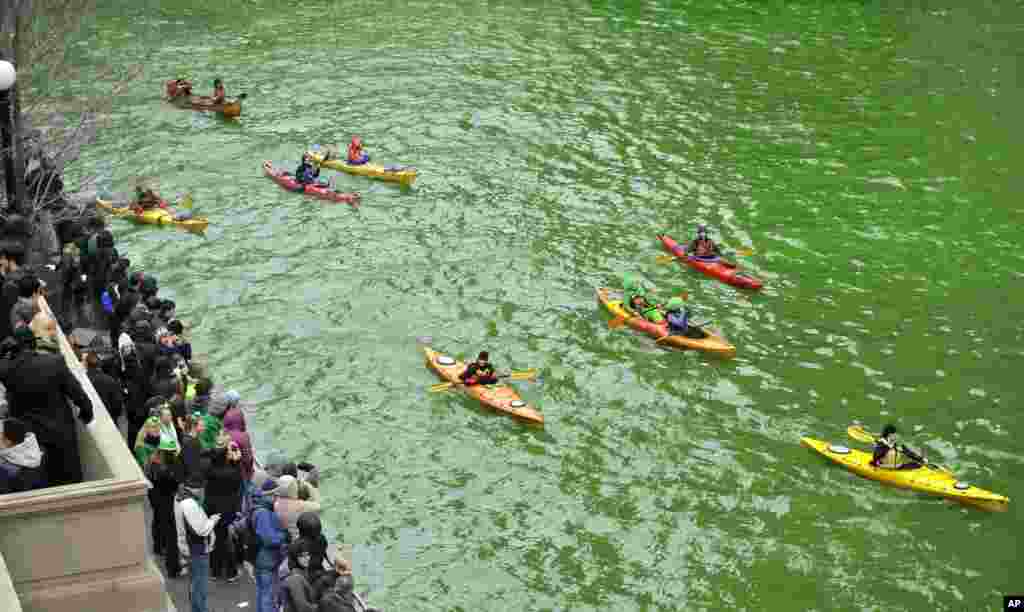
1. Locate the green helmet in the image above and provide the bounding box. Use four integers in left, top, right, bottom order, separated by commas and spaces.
158, 438, 179, 452
665, 297, 685, 311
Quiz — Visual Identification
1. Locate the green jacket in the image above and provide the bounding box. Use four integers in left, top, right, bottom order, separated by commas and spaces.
198, 414, 223, 450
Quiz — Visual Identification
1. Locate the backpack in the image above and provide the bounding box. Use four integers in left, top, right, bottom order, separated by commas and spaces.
242, 510, 261, 564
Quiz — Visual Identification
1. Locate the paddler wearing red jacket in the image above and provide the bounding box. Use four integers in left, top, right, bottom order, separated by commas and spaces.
459, 351, 499, 386
347, 136, 370, 165
688, 225, 722, 259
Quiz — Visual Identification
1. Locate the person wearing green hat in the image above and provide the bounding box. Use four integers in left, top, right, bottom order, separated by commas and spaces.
622, 273, 665, 323
134, 416, 162, 467
146, 434, 184, 573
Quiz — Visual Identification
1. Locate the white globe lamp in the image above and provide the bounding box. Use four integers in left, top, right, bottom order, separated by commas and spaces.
0, 60, 15, 91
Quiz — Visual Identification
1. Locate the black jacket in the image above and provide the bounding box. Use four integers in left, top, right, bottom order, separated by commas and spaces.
87, 366, 125, 421
0, 351, 93, 442
203, 454, 243, 515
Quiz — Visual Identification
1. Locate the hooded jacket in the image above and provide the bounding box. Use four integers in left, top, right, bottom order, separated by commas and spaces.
0, 432, 47, 494
252, 491, 288, 570
273, 475, 322, 540
0, 431, 43, 468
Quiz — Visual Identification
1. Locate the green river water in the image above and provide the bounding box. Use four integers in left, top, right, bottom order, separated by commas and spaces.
60, 1, 1023, 610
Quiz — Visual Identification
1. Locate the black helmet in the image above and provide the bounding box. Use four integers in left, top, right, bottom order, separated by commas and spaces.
881, 424, 898, 438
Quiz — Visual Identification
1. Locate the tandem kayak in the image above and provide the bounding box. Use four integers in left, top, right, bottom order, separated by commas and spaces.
657, 234, 763, 291
596, 287, 736, 358
164, 80, 243, 117
308, 152, 417, 186
262, 161, 361, 206
422, 346, 543, 425
96, 198, 209, 234
801, 437, 1009, 512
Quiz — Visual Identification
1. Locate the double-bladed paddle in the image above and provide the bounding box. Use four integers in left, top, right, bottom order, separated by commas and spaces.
846, 424, 954, 476
429, 369, 539, 392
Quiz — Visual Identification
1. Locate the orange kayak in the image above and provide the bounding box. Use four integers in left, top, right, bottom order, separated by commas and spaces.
423, 347, 543, 425
597, 287, 736, 358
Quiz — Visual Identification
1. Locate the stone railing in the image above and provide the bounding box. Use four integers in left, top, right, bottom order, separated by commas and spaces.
0, 298, 171, 612
0, 550, 24, 612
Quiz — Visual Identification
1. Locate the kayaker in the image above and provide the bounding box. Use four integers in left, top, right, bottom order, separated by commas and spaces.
664, 298, 692, 335
211, 79, 226, 104
173, 78, 193, 97
459, 351, 499, 386
293, 154, 322, 188
347, 136, 370, 165
869, 425, 923, 470
689, 225, 722, 259
133, 187, 162, 213
629, 294, 665, 323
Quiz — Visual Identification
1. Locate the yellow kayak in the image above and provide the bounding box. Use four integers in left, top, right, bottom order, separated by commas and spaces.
307, 152, 417, 186
801, 437, 1009, 512
96, 199, 209, 234
596, 287, 736, 358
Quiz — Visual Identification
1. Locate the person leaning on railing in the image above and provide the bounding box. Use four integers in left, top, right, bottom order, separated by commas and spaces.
0, 326, 93, 487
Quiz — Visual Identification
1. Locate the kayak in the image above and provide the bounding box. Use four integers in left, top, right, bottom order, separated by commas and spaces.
164, 80, 242, 117
657, 234, 763, 291
422, 346, 543, 425
262, 161, 360, 206
96, 198, 209, 233
801, 437, 1009, 512
596, 287, 736, 358
308, 152, 417, 186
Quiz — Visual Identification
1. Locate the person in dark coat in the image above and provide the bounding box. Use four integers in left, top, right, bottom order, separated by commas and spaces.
204, 438, 243, 582
123, 320, 158, 447
150, 355, 182, 403
178, 412, 205, 486
84, 351, 125, 425
0, 328, 93, 486
145, 439, 184, 576
281, 538, 320, 612
0, 240, 29, 341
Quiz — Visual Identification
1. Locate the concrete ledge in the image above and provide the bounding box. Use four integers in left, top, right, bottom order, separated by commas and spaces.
0, 550, 24, 612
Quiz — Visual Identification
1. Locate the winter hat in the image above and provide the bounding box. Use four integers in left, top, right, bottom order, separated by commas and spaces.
13, 326, 36, 347
141, 274, 158, 294
272, 475, 299, 499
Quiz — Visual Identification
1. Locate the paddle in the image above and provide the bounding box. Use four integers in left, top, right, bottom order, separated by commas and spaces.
608, 291, 689, 329
846, 425, 954, 475
430, 369, 538, 392
656, 247, 752, 266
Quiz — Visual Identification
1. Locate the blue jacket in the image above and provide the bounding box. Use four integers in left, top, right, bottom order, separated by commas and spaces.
294, 162, 319, 185
252, 492, 287, 570
666, 310, 689, 335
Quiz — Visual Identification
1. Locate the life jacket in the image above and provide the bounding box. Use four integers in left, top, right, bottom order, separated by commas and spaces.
874, 438, 901, 469
641, 304, 664, 323
348, 139, 362, 161
693, 238, 716, 257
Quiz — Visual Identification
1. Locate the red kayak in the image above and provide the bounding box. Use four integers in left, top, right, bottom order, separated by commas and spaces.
262, 161, 360, 206
657, 234, 763, 290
